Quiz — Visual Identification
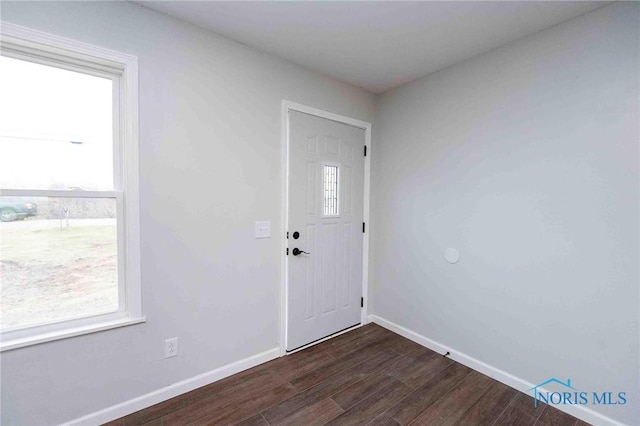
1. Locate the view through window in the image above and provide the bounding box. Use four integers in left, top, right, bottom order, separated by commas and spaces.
0, 55, 119, 331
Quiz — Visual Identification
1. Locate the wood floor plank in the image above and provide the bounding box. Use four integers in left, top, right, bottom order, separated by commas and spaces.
492, 405, 537, 426
289, 336, 398, 391
401, 345, 436, 359
507, 392, 547, 421
384, 334, 424, 356
329, 325, 394, 357
262, 349, 399, 424
328, 323, 392, 350
190, 383, 297, 426
323, 324, 386, 354
325, 379, 412, 426
234, 414, 269, 426
267, 341, 337, 381
386, 362, 472, 425
451, 381, 518, 426
161, 370, 287, 425
409, 369, 494, 425
367, 414, 402, 426
331, 372, 397, 410
274, 398, 344, 426
140, 419, 162, 426
385, 348, 453, 389
536, 405, 579, 426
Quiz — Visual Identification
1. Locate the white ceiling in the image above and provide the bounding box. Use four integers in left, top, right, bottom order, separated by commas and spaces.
135, 1, 610, 94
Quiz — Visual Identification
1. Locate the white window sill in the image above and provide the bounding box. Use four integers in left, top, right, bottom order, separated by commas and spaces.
0, 317, 146, 352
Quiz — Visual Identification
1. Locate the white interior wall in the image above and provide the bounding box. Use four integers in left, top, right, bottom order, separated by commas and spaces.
371, 3, 639, 425
0, 2, 375, 425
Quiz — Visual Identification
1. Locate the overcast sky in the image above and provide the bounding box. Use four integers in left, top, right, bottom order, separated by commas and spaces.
0, 56, 113, 191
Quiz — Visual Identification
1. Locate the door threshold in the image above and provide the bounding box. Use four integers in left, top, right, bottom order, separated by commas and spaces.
286, 322, 361, 354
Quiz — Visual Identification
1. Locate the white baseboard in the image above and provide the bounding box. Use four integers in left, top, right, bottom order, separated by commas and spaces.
369, 314, 624, 426
63, 347, 280, 426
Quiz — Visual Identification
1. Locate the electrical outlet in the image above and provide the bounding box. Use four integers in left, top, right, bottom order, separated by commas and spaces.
255, 221, 271, 238
165, 337, 178, 358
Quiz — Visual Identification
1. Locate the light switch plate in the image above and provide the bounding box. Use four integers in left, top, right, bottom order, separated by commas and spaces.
255, 221, 271, 238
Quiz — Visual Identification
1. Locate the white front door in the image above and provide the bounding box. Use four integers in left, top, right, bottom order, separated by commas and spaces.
287, 110, 365, 351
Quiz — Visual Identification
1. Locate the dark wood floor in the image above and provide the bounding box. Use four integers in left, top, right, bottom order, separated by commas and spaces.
107, 324, 588, 426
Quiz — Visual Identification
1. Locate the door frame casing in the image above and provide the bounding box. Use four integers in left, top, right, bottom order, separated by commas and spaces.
280, 100, 372, 356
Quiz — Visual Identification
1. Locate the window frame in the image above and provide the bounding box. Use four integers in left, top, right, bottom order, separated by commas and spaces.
0, 22, 143, 351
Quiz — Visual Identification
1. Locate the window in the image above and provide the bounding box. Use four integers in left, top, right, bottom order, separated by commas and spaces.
323, 164, 339, 216
0, 23, 142, 350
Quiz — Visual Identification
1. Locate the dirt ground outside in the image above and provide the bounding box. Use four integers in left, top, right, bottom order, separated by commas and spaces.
0, 220, 118, 330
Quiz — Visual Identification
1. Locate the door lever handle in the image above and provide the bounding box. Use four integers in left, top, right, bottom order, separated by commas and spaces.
292, 248, 310, 256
